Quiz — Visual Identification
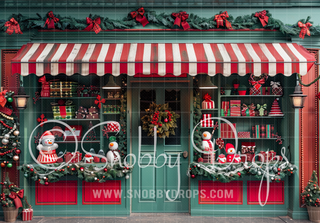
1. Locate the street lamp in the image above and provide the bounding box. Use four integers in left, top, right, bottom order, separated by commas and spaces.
289, 84, 307, 109
13, 84, 29, 110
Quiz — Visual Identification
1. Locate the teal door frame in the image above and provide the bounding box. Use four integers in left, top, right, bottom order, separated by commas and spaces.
130, 80, 190, 213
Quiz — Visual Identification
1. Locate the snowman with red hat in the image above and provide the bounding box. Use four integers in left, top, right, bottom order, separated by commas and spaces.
201, 131, 215, 163
226, 143, 236, 163
37, 131, 58, 164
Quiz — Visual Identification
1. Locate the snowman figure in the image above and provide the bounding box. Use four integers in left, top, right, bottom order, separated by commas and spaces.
202, 131, 214, 151
36, 131, 58, 164
107, 136, 120, 166
226, 143, 236, 163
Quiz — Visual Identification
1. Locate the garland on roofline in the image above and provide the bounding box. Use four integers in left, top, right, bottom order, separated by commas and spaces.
0, 9, 318, 38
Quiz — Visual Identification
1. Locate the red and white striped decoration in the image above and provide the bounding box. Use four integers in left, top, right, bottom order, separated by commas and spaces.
37, 150, 58, 164
201, 114, 213, 127
22, 208, 33, 221
12, 43, 315, 77
202, 99, 215, 109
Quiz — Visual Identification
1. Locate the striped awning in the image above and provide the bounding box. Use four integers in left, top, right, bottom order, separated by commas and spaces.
12, 43, 315, 77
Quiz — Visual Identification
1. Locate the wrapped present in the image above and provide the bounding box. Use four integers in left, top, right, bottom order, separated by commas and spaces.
64, 152, 82, 163
49, 81, 78, 97
248, 103, 256, 116
64, 125, 82, 141
107, 122, 120, 132
241, 142, 256, 162
52, 101, 75, 120
241, 104, 249, 116
221, 123, 236, 138
255, 125, 260, 138
262, 87, 271, 95
94, 156, 100, 163
271, 81, 283, 96
75, 106, 88, 119
22, 208, 33, 221
230, 100, 241, 116
201, 114, 213, 127
234, 154, 241, 163
266, 124, 274, 138
83, 154, 94, 163
238, 131, 250, 138
258, 150, 276, 162
221, 101, 229, 116
202, 93, 215, 109
87, 106, 99, 119
248, 73, 268, 95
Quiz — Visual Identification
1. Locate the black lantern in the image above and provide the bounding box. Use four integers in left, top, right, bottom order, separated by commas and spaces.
199, 75, 218, 89
289, 84, 307, 109
102, 75, 121, 90
13, 85, 30, 110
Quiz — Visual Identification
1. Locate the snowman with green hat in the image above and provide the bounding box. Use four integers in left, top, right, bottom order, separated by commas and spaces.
107, 136, 120, 166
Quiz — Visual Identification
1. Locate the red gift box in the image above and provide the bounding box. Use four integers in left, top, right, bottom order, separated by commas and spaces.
250, 86, 261, 95
221, 101, 229, 116
201, 114, 213, 127
202, 93, 215, 109
237, 131, 250, 138
258, 150, 276, 162
230, 100, 241, 116
22, 208, 33, 221
221, 123, 236, 138
64, 125, 82, 141
94, 156, 100, 163
107, 122, 120, 132
64, 152, 82, 163
241, 142, 255, 162
262, 87, 271, 95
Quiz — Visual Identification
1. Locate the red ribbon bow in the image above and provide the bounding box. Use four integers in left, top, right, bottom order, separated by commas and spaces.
214, 11, 232, 29
0, 90, 7, 107
298, 21, 312, 39
8, 189, 24, 209
172, 12, 190, 30
4, 18, 23, 35
94, 95, 105, 109
249, 74, 267, 90
130, 7, 149, 27
255, 10, 269, 27
44, 11, 59, 29
84, 17, 102, 34
203, 93, 212, 102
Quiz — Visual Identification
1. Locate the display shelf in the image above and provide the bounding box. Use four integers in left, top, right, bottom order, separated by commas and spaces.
221, 116, 284, 119
201, 109, 218, 111
220, 95, 282, 98
222, 138, 277, 140
48, 119, 100, 121
40, 97, 96, 99
103, 113, 121, 115
105, 98, 121, 101
56, 140, 100, 143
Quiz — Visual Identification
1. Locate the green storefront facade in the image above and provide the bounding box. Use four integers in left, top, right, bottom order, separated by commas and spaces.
0, 0, 320, 219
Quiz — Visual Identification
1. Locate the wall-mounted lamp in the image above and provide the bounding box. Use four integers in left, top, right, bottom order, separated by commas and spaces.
13, 83, 29, 110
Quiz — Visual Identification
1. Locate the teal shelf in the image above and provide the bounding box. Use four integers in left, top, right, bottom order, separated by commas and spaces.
222, 116, 284, 118
103, 113, 121, 115
56, 140, 100, 143
105, 98, 121, 101
49, 119, 100, 121
220, 95, 282, 98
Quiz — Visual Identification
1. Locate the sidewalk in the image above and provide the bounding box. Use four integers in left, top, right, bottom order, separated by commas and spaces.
1, 214, 313, 223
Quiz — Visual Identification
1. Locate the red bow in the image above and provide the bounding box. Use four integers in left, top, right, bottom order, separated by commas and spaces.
255, 10, 269, 27
172, 12, 190, 30
94, 95, 105, 109
214, 11, 232, 29
298, 21, 312, 39
130, 7, 149, 27
84, 17, 102, 34
203, 93, 212, 102
4, 18, 23, 35
8, 189, 24, 209
44, 11, 59, 29
0, 90, 7, 107
249, 74, 267, 90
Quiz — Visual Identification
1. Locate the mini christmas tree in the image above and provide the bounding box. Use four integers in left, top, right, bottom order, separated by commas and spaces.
301, 170, 320, 206
0, 173, 24, 208
85, 121, 96, 141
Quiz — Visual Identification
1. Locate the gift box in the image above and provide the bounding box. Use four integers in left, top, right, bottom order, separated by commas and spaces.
262, 87, 271, 95
255, 125, 260, 138
203, 152, 214, 164
202, 93, 215, 109
87, 106, 99, 119
75, 106, 88, 119
271, 81, 283, 96
241, 104, 249, 116
237, 131, 250, 138
50, 81, 78, 97
107, 122, 120, 132
250, 86, 261, 95
230, 100, 241, 116
221, 123, 236, 138
83, 154, 93, 163
94, 156, 100, 163
201, 114, 213, 127
221, 101, 229, 116
248, 74, 267, 95
52, 105, 75, 120
266, 124, 274, 138
22, 208, 33, 221
241, 142, 256, 162
64, 125, 82, 141
64, 152, 82, 163
258, 150, 276, 162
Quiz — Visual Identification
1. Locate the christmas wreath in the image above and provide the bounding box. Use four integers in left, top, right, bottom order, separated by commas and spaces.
141, 102, 180, 139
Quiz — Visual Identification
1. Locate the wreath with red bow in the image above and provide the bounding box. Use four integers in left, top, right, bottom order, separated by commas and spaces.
141, 102, 180, 139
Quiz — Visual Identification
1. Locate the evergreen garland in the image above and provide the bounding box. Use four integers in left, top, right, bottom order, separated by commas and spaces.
0, 9, 319, 37
193, 78, 202, 162
301, 170, 320, 206
118, 76, 127, 161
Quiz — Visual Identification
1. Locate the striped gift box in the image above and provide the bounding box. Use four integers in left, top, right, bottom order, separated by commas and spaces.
201, 114, 213, 127
52, 105, 75, 119
202, 100, 215, 109
230, 100, 241, 116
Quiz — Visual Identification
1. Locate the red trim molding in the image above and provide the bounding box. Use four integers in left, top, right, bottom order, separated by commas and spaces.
198, 181, 243, 205
247, 181, 284, 205
82, 181, 121, 205
36, 181, 77, 205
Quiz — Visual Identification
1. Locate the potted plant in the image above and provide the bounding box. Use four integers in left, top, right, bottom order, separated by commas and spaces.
238, 85, 247, 95
232, 78, 240, 89
1, 173, 24, 222
301, 170, 320, 223
224, 84, 232, 96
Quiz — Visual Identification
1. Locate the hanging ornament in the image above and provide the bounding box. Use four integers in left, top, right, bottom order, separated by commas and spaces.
4, 134, 10, 139
7, 97, 13, 103
2, 139, 9, 145
125, 174, 130, 179
13, 155, 19, 161
94, 95, 106, 109
13, 130, 19, 136
15, 149, 21, 155
37, 114, 48, 127
257, 171, 261, 175
6, 163, 12, 168
191, 174, 195, 178
0, 163, 5, 168
164, 118, 168, 123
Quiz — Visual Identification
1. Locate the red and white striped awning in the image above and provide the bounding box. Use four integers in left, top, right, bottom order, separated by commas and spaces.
12, 43, 315, 77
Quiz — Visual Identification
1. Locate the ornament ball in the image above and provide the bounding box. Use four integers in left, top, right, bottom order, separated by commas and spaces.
7, 163, 12, 168
13, 155, 19, 161
15, 149, 21, 154
2, 139, 9, 145
191, 174, 195, 178
164, 118, 168, 123
7, 97, 13, 103
125, 175, 130, 179
13, 130, 19, 136
0, 163, 5, 168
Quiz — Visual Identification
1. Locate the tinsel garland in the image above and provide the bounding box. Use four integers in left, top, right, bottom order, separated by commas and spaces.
0, 10, 318, 37
18, 162, 133, 185
188, 161, 297, 183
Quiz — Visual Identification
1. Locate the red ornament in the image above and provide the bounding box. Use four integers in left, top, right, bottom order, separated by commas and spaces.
4, 18, 23, 35
94, 95, 106, 109
164, 118, 168, 123
216, 138, 225, 149
172, 11, 190, 30
104, 168, 108, 172
84, 17, 102, 34
45, 182, 49, 185
298, 21, 312, 39
278, 172, 280, 175
191, 174, 195, 178
0, 163, 5, 168
80, 167, 84, 172
197, 157, 204, 163
237, 172, 241, 176
44, 11, 59, 29
15, 149, 21, 154
214, 11, 232, 29
30, 168, 34, 172
37, 114, 48, 127
130, 7, 149, 27
314, 184, 317, 187
71, 168, 75, 171
277, 168, 281, 171
159, 123, 162, 127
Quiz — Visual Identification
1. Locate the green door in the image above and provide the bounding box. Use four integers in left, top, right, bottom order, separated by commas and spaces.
131, 82, 190, 213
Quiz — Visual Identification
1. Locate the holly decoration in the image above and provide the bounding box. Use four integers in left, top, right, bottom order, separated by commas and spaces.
94, 95, 105, 109
301, 170, 320, 206
141, 102, 180, 139
37, 114, 48, 127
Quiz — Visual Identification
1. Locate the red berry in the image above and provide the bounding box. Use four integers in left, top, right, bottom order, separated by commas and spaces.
71, 168, 75, 171
191, 174, 195, 178
238, 172, 241, 176
104, 168, 108, 172
80, 167, 84, 172
30, 168, 34, 172
278, 172, 280, 175
45, 182, 49, 185
277, 168, 281, 171
314, 184, 317, 187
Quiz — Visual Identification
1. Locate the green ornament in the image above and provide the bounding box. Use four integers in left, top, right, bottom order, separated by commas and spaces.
7, 163, 12, 168
7, 97, 13, 103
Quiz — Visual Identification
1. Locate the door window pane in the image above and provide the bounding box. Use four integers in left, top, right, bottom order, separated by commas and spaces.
140, 90, 156, 145
165, 89, 181, 145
